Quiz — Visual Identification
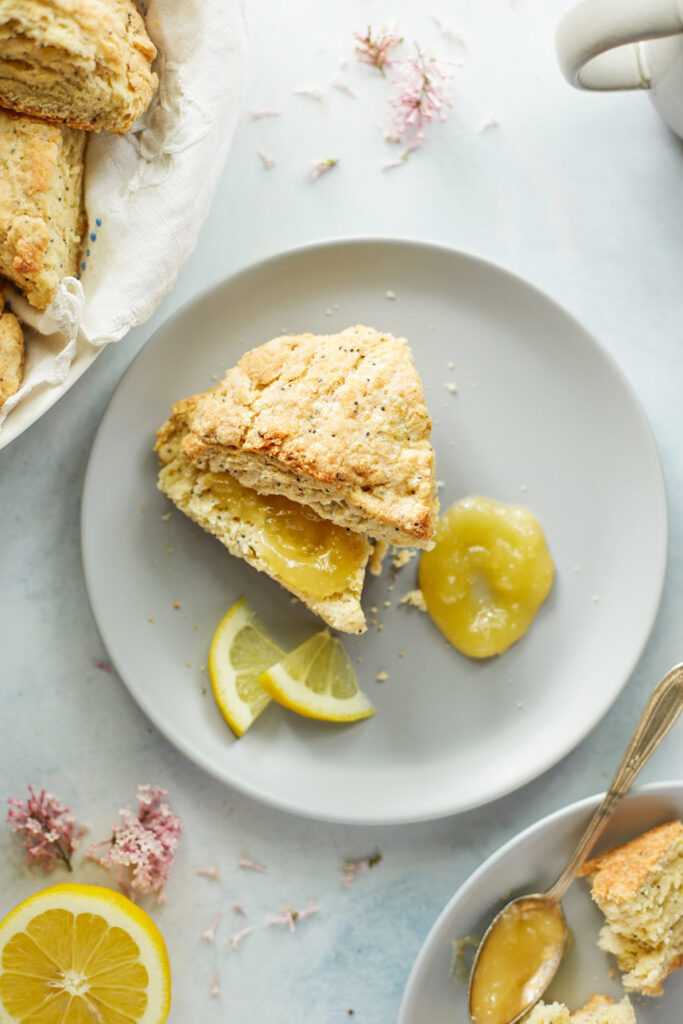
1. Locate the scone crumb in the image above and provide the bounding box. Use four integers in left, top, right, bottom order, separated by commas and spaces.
385, 290, 396, 300
173, 601, 180, 610
444, 381, 458, 394
398, 650, 405, 658
147, 617, 155, 623
400, 589, 427, 612
391, 547, 417, 570
161, 512, 171, 521
376, 670, 389, 682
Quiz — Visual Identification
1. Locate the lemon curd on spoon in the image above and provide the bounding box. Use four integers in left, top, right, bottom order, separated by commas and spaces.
469, 899, 566, 1024
419, 496, 554, 658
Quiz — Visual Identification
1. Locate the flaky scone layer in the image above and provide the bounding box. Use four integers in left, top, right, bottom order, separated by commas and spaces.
156, 398, 369, 635
0, 0, 158, 134
181, 326, 438, 548
0, 309, 24, 408
0, 109, 86, 309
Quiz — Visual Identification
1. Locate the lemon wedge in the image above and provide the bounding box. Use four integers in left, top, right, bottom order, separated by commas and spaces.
259, 631, 376, 722
0, 883, 170, 1024
209, 597, 284, 737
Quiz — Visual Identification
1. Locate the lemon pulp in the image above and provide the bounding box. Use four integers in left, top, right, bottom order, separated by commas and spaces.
469, 900, 565, 1024
203, 474, 366, 598
419, 496, 554, 658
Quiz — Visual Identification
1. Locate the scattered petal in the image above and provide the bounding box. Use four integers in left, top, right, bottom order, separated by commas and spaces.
229, 926, 254, 949
477, 114, 499, 133
239, 855, 267, 873
202, 911, 223, 942
250, 108, 282, 119
231, 902, 247, 916
332, 75, 358, 99
258, 149, 276, 169
195, 865, 220, 880
210, 972, 220, 997
310, 158, 339, 181
294, 85, 326, 103
93, 661, 112, 673
342, 851, 382, 886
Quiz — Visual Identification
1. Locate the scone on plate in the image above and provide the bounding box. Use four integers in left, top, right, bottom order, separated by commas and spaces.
155, 326, 438, 634
579, 820, 683, 996
0, 308, 24, 409
0, 0, 158, 135
0, 110, 86, 309
525, 995, 636, 1023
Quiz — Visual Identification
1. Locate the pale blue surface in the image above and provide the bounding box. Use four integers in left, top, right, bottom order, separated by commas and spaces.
1, 1, 682, 1022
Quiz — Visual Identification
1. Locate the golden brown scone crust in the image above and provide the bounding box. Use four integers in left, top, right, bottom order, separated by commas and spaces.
0, 109, 86, 309
180, 326, 438, 548
0, 0, 158, 134
0, 309, 24, 408
156, 397, 370, 634
579, 820, 683, 904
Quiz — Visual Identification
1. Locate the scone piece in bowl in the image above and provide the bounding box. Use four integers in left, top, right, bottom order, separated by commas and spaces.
525, 995, 636, 1023
0, 0, 158, 134
155, 326, 438, 634
0, 110, 86, 309
579, 820, 683, 996
0, 308, 24, 409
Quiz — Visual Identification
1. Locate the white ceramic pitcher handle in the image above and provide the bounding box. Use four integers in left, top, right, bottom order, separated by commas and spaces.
556, 0, 683, 91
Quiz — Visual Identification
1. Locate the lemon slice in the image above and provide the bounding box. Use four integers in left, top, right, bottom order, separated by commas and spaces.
209, 597, 284, 737
0, 883, 170, 1024
259, 631, 376, 722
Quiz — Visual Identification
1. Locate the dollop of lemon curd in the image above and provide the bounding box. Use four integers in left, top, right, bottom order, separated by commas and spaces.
419, 496, 554, 658
469, 900, 566, 1024
204, 474, 367, 598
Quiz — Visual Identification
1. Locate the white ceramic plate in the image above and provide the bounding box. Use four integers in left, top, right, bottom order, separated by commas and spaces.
81, 238, 667, 824
399, 781, 683, 1023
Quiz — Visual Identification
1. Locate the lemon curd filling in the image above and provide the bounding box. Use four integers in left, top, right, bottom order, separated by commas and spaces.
469, 901, 566, 1024
419, 496, 554, 658
203, 473, 367, 599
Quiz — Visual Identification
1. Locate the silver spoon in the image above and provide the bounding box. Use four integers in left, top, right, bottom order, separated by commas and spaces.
468, 662, 683, 1024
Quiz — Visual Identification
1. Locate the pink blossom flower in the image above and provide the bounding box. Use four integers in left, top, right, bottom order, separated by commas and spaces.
388, 51, 453, 145
195, 865, 220, 880
355, 26, 402, 75
89, 785, 181, 899
201, 911, 222, 942
309, 158, 339, 182
210, 972, 221, 997
6, 786, 85, 872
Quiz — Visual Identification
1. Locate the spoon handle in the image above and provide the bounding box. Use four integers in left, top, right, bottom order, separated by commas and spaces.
546, 662, 683, 904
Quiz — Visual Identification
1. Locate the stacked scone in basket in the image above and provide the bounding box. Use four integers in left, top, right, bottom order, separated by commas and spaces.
0, 0, 158, 410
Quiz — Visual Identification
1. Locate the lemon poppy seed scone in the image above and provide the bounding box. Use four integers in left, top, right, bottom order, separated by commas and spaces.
180, 326, 438, 548
0, 0, 158, 135
0, 308, 24, 409
156, 394, 372, 634
579, 820, 683, 996
155, 326, 438, 634
525, 995, 637, 1024
0, 109, 86, 309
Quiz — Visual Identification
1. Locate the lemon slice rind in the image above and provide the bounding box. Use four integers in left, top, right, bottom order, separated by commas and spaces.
209, 597, 284, 737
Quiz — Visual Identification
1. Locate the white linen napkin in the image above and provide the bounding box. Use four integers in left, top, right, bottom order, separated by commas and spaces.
0, 0, 248, 429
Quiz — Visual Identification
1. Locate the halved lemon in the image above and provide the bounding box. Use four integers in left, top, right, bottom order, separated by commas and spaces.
259, 631, 376, 722
209, 597, 284, 737
0, 883, 170, 1024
